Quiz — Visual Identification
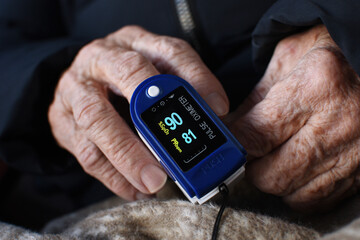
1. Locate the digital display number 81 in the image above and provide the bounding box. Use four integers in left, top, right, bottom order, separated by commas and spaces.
164, 112, 197, 144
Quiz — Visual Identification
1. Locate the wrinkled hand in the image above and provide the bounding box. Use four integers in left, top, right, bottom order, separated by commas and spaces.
228, 25, 360, 211
48, 26, 229, 200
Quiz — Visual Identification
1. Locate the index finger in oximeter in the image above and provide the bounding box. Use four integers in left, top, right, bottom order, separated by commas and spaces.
130, 74, 246, 204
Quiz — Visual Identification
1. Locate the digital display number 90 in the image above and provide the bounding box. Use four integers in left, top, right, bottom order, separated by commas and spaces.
164, 112, 197, 144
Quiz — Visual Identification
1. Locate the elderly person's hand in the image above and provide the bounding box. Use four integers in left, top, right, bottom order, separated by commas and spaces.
227, 25, 360, 211
48, 26, 229, 201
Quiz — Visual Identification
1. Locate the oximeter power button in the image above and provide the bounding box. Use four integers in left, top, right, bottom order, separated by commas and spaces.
147, 85, 160, 97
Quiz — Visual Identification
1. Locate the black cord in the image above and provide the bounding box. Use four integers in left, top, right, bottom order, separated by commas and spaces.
211, 184, 229, 240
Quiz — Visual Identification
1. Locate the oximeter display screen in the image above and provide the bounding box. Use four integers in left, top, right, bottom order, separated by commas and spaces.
141, 86, 226, 172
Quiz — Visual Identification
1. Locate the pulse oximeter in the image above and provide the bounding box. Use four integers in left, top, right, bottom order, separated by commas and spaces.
130, 74, 246, 204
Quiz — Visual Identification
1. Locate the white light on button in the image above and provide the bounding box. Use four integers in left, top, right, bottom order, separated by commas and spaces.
147, 85, 160, 97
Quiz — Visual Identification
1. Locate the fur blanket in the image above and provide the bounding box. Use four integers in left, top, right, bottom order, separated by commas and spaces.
1, 179, 360, 240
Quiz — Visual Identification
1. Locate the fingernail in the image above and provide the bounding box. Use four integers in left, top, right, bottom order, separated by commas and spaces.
141, 164, 167, 193
135, 192, 153, 200
204, 92, 228, 116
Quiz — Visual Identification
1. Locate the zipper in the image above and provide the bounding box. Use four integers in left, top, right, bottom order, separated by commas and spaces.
174, 0, 201, 52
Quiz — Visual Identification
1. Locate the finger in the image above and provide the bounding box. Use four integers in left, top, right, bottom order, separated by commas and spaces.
245, 129, 326, 197
246, 110, 360, 196
74, 138, 141, 201
230, 76, 313, 158
283, 173, 356, 211
49, 97, 147, 200
108, 25, 229, 116
60, 76, 167, 195
73, 38, 160, 101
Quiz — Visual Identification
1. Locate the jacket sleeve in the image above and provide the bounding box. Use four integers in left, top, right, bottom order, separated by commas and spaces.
0, 1, 85, 174
252, 0, 360, 76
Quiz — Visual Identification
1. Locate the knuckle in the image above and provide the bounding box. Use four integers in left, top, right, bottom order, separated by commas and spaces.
112, 50, 150, 91
73, 39, 115, 77
155, 36, 190, 58
117, 25, 145, 35
117, 50, 148, 69
114, 50, 148, 77
76, 142, 104, 175
77, 39, 107, 61
103, 170, 120, 189
73, 94, 109, 132
108, 25, 147, 45
111, 137, 141, 172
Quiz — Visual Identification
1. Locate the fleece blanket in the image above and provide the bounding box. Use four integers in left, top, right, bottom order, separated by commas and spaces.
1, 179, 359, 240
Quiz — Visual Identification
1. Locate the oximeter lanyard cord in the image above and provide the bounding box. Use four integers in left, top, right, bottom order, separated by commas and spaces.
211, 184, 229, 240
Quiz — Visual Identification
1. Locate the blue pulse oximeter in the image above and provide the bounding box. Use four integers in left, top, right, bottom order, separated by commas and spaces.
130, 74, 246, 204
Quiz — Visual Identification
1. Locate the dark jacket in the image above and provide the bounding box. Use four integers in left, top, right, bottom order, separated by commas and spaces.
0, 0, 359, 178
